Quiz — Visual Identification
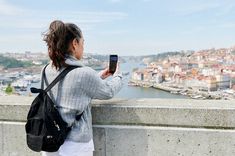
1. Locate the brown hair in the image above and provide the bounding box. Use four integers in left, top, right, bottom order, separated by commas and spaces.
43, 20, 82, 70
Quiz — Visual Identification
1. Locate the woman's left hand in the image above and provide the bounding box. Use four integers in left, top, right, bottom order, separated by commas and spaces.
99, 68, 112, 79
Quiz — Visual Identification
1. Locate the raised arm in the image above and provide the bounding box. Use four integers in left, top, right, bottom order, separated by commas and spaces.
80, 67, 123, 100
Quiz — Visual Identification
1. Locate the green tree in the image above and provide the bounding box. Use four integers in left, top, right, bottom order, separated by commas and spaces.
5, 84, 13, 94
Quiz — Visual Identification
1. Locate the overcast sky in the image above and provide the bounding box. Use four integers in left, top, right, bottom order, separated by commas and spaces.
0, 0, 235, 56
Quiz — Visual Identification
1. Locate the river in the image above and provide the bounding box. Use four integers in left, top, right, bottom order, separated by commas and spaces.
114, 60, 188, 99
25, 60, 188, 99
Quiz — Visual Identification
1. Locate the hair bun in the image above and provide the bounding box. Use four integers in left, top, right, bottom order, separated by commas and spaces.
49, 20, 65, 32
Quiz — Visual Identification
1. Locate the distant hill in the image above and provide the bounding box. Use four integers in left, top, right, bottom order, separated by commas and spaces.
87, 53, 125, 62
145, 51, 183, 60
0, 55, 33, 68
87, 53, 109, 61
121, 51, 192, 63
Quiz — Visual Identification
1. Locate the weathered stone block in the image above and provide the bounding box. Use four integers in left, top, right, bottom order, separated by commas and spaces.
105, 125, 235, 156
2, 122, 40, 156
93, 126, 106, 156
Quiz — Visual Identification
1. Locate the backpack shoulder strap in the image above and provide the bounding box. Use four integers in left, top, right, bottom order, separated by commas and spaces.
41, 64, 49, 90
44, 65, 80, 92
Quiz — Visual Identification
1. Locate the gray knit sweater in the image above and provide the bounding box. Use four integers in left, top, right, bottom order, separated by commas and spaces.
42, 55, 123, 142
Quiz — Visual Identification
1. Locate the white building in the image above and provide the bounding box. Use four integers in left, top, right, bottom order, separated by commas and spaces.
216, 74, 231, 89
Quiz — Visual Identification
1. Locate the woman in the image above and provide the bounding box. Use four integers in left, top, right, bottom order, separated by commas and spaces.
41, 20, 123, 156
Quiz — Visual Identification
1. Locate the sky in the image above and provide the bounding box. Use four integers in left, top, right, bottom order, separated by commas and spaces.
0, 0, 235, 56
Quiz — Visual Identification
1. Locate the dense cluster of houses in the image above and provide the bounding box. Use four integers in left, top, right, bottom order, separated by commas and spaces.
132, 46, 235, 92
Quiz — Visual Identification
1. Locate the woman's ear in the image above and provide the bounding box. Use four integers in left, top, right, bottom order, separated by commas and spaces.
72, 39, 78, 47
72, 38, 78, 49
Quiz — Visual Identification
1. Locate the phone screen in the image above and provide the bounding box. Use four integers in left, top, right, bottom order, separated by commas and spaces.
109, 55, 118, 74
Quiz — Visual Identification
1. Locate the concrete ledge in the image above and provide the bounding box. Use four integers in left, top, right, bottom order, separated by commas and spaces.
92, 99, 235, 129
0, 96, 33, 122
1, 96, 235, 128
1, 96, 235, 156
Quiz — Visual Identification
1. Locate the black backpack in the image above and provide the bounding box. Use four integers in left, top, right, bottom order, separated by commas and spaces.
25, 64, 82, 152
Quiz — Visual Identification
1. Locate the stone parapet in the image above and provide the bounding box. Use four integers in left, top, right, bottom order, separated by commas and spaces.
0, 96, 235, 156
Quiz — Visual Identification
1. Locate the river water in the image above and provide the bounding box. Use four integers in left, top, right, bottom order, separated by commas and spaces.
26, 60, 188, 99
114, 60, 188, 99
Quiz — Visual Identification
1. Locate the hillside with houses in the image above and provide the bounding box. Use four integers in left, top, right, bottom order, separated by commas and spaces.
130, 45, 235, 99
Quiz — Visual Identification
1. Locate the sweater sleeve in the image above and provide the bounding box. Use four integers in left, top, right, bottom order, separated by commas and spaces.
81, 67, 123, 100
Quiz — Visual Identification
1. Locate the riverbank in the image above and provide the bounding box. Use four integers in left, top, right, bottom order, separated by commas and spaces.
129, 79, 235, 100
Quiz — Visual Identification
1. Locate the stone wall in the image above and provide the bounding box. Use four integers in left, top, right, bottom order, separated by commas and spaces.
0, 96, 235, 156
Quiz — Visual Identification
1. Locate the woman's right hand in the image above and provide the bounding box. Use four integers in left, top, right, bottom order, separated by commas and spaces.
113, 63, 121, 76
99, 63, 121, 79
99, 68, 112, 79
